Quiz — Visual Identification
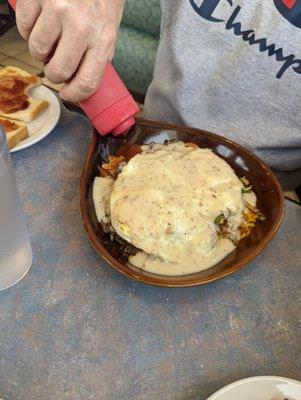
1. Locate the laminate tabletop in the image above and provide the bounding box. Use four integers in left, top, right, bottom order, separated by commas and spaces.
0, 105, 300, 400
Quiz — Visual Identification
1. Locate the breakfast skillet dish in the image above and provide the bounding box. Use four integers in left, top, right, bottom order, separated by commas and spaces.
92, 141, 265, 276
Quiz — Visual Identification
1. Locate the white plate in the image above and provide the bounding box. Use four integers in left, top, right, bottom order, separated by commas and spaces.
10, 85, 61, 153
207, 376, 301, 400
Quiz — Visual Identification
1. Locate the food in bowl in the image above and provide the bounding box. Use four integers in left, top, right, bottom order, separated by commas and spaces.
92, 141, 264, 276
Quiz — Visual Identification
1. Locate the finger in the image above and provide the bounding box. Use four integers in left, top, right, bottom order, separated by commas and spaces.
59, 48, 108, 102
28, 9, 61, 62
16, 0, 41, 40
108, 46, 116, 62
43, 28, 88, 84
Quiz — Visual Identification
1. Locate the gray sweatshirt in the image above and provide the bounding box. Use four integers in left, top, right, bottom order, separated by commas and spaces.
144, 0, 301, 189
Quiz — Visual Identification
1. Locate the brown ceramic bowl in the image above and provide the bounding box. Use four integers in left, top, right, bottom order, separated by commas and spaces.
80, 118, 284, 287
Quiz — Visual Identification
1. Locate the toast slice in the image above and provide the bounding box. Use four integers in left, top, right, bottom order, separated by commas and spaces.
0, 66, 49, 123
0, 117, 29, 150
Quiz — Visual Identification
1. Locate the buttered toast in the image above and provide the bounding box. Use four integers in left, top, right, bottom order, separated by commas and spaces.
0, 66, 49, 123
0, 117, 29, 150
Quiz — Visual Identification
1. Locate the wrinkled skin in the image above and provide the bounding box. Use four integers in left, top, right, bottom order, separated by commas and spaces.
16, 0, 126, 101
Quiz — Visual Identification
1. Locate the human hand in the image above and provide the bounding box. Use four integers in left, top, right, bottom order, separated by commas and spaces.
16, 0, 125, 101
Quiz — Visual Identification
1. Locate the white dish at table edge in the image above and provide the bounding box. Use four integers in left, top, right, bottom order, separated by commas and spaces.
207, 376, 301, 400
10, 85, 61, 153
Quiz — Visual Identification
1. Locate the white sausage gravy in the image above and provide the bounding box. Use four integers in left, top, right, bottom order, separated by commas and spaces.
93, 142, 257, 276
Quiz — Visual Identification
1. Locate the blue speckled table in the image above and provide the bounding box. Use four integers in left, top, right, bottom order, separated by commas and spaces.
0, 105, 300, 400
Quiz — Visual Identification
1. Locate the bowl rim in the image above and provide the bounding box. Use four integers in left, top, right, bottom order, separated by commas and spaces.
80, 118, 285, 287
206, 375, 301, 400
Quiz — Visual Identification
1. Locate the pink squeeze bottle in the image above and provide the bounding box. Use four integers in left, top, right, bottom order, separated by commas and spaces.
8, 0, 139, 136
